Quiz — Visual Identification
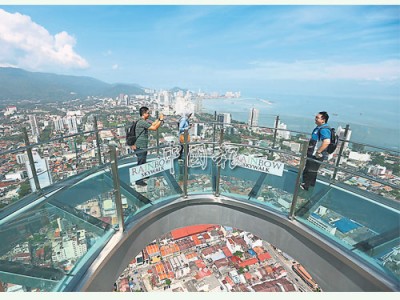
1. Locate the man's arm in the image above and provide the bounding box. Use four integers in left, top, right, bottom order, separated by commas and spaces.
317, 139, 330, 154
149, 113, 164, 131
316, 127, 331, 155
179, 118, 190, 133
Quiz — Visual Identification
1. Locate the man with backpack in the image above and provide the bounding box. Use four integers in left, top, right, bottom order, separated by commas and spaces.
131, 106, 164, 186
301, 111, 332, 191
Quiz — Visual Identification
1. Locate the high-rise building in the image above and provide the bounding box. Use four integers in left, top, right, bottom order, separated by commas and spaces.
25, 151, 53, 192
175, 96, 195, 117
336, 126, 352, 154
122, 95, 128, 106
29, 115, 39, 137
163, 90, 170, 107
277, 120, 291, 140
217, 113, 232, 125
16, 153, 28, 165
51, 231, 88, 262
66, 116, 78, 134
118, 94, 128, 105
117, 127, 126, 137
194, 97, 203, 114
248, 108, 259, 126
53, 117, 64, 132
192, 123, 204, 137
66, 110, 84, 125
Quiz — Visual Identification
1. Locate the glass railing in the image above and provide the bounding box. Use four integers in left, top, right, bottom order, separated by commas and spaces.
0, 157, 123, 291
0, 114, 399, 291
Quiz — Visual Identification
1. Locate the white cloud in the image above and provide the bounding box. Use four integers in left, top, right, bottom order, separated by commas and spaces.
112, 64, 119, 70
0, 9, 88, 71
222, 60, 400, 82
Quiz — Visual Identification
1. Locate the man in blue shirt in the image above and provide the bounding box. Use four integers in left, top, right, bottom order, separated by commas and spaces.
301, 111, 331, 191
178, 112, 192, 160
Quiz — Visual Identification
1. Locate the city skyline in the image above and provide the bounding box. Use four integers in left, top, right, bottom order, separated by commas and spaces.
0, 5, 399, 98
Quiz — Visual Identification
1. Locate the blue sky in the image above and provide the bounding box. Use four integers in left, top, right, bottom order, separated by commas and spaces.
0, 5, 399, 97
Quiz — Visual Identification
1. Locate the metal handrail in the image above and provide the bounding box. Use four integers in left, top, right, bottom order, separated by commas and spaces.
2, 118, 398, 157
1, 115, 398, 218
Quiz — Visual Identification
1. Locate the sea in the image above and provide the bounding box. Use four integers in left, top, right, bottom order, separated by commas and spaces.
201, 93, 400, 151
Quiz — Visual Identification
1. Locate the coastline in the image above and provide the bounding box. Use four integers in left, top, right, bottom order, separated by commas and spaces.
200, 96, 400, 151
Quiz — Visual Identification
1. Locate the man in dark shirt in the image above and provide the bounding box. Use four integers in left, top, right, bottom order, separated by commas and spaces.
301, 111, 331, 191
132, 106, 164, 186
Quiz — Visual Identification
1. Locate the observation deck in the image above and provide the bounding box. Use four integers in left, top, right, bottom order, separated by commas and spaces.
0, 117, 399, 292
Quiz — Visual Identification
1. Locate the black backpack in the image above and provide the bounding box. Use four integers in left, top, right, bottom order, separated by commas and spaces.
126, 121, 137, 146
327, 128, 339, 154
319, 126, 338, 154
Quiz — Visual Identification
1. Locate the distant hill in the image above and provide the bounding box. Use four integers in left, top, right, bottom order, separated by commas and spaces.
170, 86, 188, 93
0, 67, 145, 102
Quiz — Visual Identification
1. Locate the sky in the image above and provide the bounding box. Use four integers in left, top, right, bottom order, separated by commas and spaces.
0, 5, 399, 97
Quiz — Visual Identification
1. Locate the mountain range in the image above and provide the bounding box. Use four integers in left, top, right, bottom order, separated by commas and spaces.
0, 67, 146, 102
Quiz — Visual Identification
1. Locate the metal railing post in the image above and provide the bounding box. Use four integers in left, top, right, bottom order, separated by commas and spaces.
212, 111, 217, 154
272, 115, 280, 149
332, 124, 350, 181
215, 128, 224, 197
109, 145, 125, 232
74, 136, 79, 170
289, 141, 308, 219
155, 110, 160, 156
93, 116, 102, 165
22, 127, 41, 192
183, 129, 189, 198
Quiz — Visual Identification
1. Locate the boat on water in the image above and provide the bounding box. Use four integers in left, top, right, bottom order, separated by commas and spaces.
258, 98, 273, 105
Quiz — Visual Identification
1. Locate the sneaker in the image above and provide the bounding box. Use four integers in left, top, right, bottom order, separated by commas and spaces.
136, 181, 147, 186
300, 183, 308, 191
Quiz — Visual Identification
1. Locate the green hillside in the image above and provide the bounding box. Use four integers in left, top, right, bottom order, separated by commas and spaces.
0, 67, 145, 102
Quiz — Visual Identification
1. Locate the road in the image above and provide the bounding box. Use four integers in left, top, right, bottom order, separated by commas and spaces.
263, 241, 314, 292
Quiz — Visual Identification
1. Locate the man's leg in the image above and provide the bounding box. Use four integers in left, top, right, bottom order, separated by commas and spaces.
180, 144, 190, 161
135, 148, 147, 185
301, 160, 312, 190
178, 144, 183, 159
302, 157, 322, 190
310, 157, 323, 187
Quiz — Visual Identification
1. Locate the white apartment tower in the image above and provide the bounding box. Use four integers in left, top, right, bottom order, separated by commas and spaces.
25, 151, 53, 192
53, 117, 64, 131
66, 116, 78, 134
29, 115, 39, 137
192, 123, 203, 137
16, 153, 28, 164
161, 90, 171, 114
119, 93, 128, 106
51, 232, 88, 262
217, 113, 232, 125
336, 126, 352, 154
175, 96, 195, 117
194, 97, 203, 114
162, 90, 170, 107
277, 120, 291, 140
248, 108, 259, 127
